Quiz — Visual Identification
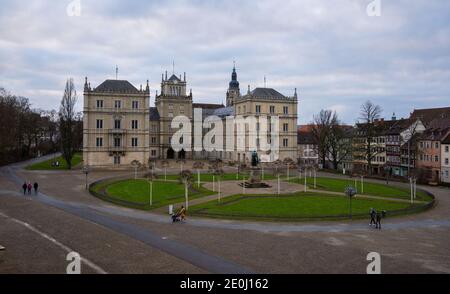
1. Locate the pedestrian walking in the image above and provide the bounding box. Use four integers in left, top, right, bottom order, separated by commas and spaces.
375, 211, 382, 230
33, 182, 39, 195
22, 182, 27, 195
27, 182, 32, 195
369, 208, 377, 226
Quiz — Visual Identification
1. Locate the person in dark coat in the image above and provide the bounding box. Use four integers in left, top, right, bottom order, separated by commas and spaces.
27, 183, 32, 195
22, 182, 27, 194
375, 211, 382, 230
33, 182, 39, 195
369, 208, 377, 226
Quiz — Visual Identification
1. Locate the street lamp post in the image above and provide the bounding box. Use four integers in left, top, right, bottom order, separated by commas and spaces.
345, 186, 357, 220
304, 169, 307, 192
82, 166, 89, 190
360, 176, 364, 194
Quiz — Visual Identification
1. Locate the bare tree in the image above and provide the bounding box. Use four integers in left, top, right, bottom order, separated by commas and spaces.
312, 110, 333, 168
59, 78, 78, 169
357, 101, 383, 175
326, 113, 352, 170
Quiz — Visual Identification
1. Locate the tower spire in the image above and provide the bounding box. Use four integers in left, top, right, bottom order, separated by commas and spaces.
264, 76, 266, 88
172, 61, 175, 75
115, 65, 118, 80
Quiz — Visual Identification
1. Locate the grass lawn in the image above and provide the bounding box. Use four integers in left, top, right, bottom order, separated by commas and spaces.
163, 172, 276, 182
26, 153, 83, 170
96, 179, 215, 209
189, 193, 414, 220
289, 177, 432, 201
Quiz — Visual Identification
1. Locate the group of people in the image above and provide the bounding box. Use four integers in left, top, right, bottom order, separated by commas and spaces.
369, 208, 386, 230
22, 182, 38, 195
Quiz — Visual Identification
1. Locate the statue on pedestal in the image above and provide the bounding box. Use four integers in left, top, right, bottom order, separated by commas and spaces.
251, 150, 259, 167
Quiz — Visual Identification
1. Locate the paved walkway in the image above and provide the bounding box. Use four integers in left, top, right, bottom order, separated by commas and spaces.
2, 155, 450, 274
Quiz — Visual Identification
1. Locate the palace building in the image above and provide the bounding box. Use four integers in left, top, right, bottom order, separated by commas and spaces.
83, 66, 298, 167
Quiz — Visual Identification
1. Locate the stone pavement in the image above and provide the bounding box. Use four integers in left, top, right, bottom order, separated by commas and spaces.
1, 155, 450, 273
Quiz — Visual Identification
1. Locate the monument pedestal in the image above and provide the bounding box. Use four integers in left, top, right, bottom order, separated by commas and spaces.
239, 166, 271, 188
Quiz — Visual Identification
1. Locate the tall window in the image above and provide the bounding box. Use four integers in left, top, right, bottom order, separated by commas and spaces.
269, 105, 275, 114
283, 138, 288, 147
131, 137, 138, 147
96, 119, 103, 129
256, 105, 261, 113
114, 100, 122, 109
283, 123, 289, 132
96, 137, 103, 147
114, 137, 121, 147
283, 106, 289, 115
96, 100, 103, 108
114, 156, 120, 165
114, 119, 121, 129
132, 101, 139, 109
131, 120, 138, 129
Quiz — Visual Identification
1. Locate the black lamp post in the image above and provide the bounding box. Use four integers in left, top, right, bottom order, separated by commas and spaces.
82, 166, 90, 190
345, 186, 357, 220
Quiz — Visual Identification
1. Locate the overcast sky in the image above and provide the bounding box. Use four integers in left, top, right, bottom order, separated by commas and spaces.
1, 0, 449, 124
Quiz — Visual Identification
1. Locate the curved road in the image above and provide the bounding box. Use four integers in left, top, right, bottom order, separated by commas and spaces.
1, 154, 450, 273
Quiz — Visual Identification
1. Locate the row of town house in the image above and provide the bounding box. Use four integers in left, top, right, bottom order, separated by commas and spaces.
297, 107, 450, 185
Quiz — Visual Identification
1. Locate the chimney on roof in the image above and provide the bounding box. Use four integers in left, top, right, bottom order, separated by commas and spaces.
392, 112, 396, 121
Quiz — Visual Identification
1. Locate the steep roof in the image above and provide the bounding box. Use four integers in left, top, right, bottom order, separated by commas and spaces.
149, 107, 160, 121
168, 74, 182, 82
427, 118, 450, 130
442, 132, 450, 144
356, 119, 398, 136
250, 88, 286, 99
419, 118, 450, 141
410, 107, 450, 125
386, 118, 413, 135
93, 79, 140, 93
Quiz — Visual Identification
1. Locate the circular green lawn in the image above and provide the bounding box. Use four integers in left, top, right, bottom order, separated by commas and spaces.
189, 193, 424, 221
289, 177, 432, 201
91, 179, 214, 209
